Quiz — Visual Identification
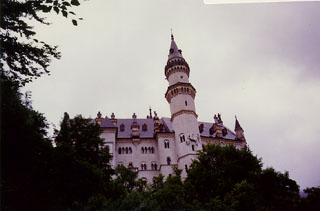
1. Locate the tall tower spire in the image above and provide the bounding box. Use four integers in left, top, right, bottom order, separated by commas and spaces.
164, 34, 202, 178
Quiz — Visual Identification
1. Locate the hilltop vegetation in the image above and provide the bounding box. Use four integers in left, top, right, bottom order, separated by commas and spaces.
1, 79, 319, 210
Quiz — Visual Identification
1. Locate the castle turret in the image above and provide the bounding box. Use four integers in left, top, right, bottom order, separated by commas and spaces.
235, 116, 245, 141
165, 33, 202, 178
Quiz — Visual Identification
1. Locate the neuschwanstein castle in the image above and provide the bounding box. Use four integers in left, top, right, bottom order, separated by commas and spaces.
93, 34, 247, 182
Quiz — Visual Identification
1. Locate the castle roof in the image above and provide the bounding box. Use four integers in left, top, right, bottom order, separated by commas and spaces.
96, 117, 237, 140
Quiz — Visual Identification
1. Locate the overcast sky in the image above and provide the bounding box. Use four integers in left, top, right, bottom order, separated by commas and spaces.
23, 0, 320, 190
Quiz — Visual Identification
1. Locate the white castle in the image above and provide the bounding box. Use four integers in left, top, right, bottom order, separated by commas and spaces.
94, 34, 247, 181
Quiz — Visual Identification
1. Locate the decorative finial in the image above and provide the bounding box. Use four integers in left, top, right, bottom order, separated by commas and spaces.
111, 112, 115, 119
171, 28, 174, 41
132, 113, 137, 119
97, 111, 102, 118
149, 106, 152, 118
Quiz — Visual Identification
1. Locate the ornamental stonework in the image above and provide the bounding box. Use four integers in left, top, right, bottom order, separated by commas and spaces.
165, 82, 196, 103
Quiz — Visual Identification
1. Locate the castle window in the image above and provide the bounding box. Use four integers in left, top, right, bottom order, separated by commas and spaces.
199, 124, 204, 133
185, 101, 187, 106
180, 134, 186, 143
128, 162, 133, 169
118, 147, 121, 154
151, 162, 157, 170
192, 145, 195, 151
120, 124, 125, 132
126, 147, 128, 154
164, 140, 170, 148
141, 147, 144, 154
185, 165, 188, 172
222, 128, 228, 136
142, 123, 148, 131
167, 157, 171, 165
151, 147, 154, 154
122, 147, 125, 154
181, 75, 183, 79
129, 147, 132, 154
141, 163, 147, 171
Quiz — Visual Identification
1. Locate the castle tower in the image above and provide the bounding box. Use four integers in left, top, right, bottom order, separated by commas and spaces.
235, 116, 245, 141
165, 34, 202, 178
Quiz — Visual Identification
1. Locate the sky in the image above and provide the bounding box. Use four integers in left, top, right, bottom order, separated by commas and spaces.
22, 0, 320, 190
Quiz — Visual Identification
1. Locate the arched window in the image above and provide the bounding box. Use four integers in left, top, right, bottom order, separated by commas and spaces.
141, 163, 147, 171
128, 162, 133, 169
122, 147, 125, 154
148, 147, 151, 154
145, 147, 148, 153
126, 147, 128, 154
151, 162, 157, 170
167, 157, 171, 165
185, 101, 187, 106
118, 147, 121, 154
180, 134, 185, 143
192, 145, 195, 151
185, 165, 188, 172
164, 140, 170, 149
141, 147, 144, 154
199, 124, 204, 133
129, 147, 132, 154
120, 124, 125, 132
151, 147, 154, 154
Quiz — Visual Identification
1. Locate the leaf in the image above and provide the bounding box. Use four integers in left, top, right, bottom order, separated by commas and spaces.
62, 1, 71, 6
53, 6, 59, 14
62, 10, 68, 18
42, 6, 52, 13
71, 0, 80, 6
69, 11, 76, 15
72, 19, 77, 26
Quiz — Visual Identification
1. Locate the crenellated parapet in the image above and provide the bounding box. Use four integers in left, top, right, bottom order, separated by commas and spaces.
165, 82, 196, 103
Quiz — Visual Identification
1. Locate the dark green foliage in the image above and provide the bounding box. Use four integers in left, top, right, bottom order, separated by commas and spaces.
256, 168, 300, 210
299, 187, 320, 211
185, 144, 262, 203
1, 75, 114, 210
1, 0, 83, 85
54, 113, 112, 171
1, 76, 53, 210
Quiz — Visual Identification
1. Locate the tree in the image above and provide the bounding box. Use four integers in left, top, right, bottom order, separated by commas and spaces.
255, 168, 300, 211
54, 113, 112, 171
1, 0, 83, 85
185, 145, 262, 204
299, 187, 320, 211
1, 75, 53, 210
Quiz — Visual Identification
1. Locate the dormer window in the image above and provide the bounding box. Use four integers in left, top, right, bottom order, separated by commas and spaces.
142, 123, 148, 131
222, 128, 228, 136
170, 48, 174, 53
199, 124, 204, 133
120, 124, 125, 132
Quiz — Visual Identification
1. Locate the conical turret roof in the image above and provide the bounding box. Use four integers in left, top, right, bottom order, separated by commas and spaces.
168, 33, 184, 60
235, 117, 243, 131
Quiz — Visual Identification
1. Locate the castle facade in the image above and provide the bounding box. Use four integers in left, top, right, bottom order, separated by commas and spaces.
94, 35, 246, 181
